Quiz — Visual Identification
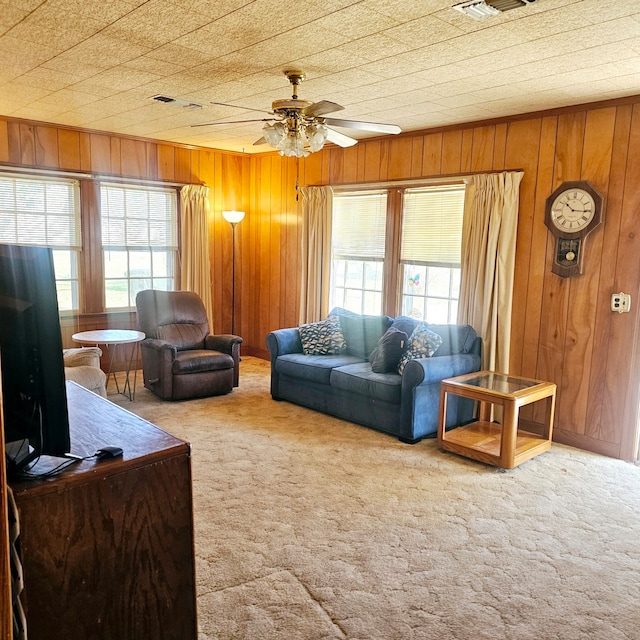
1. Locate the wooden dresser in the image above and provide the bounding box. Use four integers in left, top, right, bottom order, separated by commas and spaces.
9, 381, 197, 640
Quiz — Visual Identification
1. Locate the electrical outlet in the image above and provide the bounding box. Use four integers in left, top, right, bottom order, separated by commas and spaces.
611, 292, 631, 313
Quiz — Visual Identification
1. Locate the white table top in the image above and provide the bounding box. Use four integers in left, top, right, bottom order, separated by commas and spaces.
72, 329, 145, 345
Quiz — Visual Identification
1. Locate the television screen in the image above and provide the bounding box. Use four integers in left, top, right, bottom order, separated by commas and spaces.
0, 244, 70, 473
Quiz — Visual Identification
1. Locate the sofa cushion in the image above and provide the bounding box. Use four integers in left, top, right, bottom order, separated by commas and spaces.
329, 307, 392, 359
391, 317, 477, 356
172, 350, 234, 374
368, 327, 408, 373
298, 315, 347, 355
397, 324, 443, 374
276, 353, 363, 385
330, 362, 402, 405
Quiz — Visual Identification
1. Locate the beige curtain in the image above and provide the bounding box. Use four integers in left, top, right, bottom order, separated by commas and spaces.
299, 186, 333, 324
180, 184, 213, 325
458, 171, 524, 373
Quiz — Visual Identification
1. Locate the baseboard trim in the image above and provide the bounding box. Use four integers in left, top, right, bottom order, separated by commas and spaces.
552, 429, 622, 460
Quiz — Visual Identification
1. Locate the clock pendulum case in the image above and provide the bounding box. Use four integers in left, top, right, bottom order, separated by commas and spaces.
543, 180, 604, 277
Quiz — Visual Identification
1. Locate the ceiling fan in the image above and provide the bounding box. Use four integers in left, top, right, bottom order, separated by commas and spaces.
191, 70, 402, 157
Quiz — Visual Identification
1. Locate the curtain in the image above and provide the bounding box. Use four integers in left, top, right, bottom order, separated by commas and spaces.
299, 186, 333, 324
180, 184, 213, 325
458, 171, 524, 373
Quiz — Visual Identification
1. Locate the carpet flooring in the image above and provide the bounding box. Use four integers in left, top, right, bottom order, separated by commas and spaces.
112, 357, 640, 640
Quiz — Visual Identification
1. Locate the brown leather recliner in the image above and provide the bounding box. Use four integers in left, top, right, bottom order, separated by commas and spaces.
135, 289, 242, 400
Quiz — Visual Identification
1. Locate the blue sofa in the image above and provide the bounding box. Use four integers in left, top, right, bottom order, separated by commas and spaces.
266, 309, 482, 443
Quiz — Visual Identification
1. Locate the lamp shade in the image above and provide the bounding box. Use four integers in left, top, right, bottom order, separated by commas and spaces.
222, 210, 245, 224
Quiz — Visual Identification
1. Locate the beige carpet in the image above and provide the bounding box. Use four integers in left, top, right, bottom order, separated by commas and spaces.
112, 357, 640, 640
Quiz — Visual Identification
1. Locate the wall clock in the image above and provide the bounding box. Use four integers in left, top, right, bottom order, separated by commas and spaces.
544, 181, 604, 277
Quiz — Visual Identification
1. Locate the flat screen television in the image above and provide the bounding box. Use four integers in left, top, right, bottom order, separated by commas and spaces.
0, 243, 70, 473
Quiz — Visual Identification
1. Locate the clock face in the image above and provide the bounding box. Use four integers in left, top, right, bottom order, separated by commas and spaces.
550, 188, 596, 232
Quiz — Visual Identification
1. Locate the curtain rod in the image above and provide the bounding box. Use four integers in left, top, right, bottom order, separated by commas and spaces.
310, 169, 524, 192
0, 164, 199, 188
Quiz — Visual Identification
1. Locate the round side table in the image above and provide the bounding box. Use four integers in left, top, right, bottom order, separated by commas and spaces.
72, 330, 145, 400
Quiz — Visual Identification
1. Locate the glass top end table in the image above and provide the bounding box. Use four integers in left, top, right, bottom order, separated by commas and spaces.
437, 371, 557, 469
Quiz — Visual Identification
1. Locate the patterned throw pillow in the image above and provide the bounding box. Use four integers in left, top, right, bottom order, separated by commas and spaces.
298, 316, 347, 355
397, 324, 443, 374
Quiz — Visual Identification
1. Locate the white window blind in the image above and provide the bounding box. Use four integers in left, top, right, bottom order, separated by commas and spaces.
0, 174, 80, 249
332, 192, 387, 259
101, 184, 177, 250
401, 185, 465, 265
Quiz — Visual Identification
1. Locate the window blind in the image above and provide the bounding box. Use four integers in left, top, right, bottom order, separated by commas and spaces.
0, 175, 81, 249
401, 185, 465, 265
101, 184, 177, 250
332, 192, 387, 259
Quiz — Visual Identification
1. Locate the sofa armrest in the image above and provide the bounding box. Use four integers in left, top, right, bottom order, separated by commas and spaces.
266, 328, 303, 400
266, 328, 303, 358
398, 353, 482, 442
63, 346, 103, 368
402, 353, 482, 391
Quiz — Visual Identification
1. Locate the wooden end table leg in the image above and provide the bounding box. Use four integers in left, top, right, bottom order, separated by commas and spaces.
542, 392, 556, 441
437, 387, 448, 445
500, 400, 518, 469
479, 400, 492, 422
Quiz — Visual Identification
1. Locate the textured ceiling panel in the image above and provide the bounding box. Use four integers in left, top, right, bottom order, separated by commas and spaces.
0, 0, 639, 153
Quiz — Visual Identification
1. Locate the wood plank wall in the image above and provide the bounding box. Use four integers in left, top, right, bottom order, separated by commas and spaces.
0, 117, 249, 367
1, 99, 639, 461
247, 98, 640, 461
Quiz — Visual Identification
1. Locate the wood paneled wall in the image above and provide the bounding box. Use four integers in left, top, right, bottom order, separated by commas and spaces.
0, 117, 249, 355
1, 100, 639, 460
246, 99, 640, 461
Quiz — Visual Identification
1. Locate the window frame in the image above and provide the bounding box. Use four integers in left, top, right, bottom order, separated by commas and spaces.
330, 182, 466, 321
0, 173, 82, 312
100, 182, 179, 311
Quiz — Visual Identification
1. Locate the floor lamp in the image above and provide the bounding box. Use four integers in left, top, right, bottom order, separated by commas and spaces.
222, 210, 245, 335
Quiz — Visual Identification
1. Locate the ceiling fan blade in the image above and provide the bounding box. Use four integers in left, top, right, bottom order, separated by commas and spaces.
253, 137, 267, 146
210, 101, 273, 115
191, 118, 274, 128
323, 118, 401, 135
303, 100, 344, 117
326, 128, 358, 148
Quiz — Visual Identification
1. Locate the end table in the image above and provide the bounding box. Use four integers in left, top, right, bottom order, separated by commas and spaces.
437, 371, 556, 469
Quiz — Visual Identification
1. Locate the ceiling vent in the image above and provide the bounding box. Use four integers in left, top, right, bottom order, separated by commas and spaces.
453, 0, 537, 19
151, 95, 202, 110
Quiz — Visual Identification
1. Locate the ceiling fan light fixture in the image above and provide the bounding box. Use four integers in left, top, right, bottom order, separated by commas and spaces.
262, 121, 286, 147
280, 131, 310, 158
262, 119, 329, 157
305, 123, 329, 152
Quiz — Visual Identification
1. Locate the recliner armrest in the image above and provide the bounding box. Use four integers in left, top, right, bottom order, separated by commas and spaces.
205, 334, 243, 354
141, 338, 177, 355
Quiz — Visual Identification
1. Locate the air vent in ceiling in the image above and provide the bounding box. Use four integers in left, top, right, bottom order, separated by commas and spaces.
151, 95, 203, 110
453, 0, 537, 19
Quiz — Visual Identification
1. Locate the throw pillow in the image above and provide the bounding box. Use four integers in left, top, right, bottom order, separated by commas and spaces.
397, 324, 443, 374
368, 327, 409, 373
298, 316, 347, 355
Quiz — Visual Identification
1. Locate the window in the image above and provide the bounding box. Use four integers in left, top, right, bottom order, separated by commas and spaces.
330, 184, 465, 322
400, 186, 465, 323
330, 192, 387, 315
101, 184, 178, 309
0, 174, 81, 311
